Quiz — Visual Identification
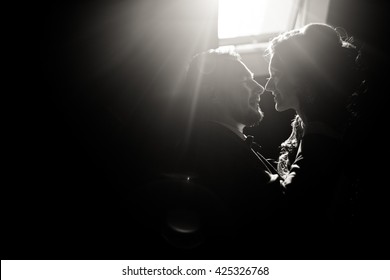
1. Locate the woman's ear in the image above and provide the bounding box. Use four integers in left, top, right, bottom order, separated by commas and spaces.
299, 83, 315, 104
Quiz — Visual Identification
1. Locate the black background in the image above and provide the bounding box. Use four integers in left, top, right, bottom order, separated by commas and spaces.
4, 0, 389, 259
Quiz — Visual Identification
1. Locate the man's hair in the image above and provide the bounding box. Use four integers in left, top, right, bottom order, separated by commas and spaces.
185, 48, 242, 121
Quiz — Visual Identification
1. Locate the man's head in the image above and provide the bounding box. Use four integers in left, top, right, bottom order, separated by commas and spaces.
186, 49, 265, 129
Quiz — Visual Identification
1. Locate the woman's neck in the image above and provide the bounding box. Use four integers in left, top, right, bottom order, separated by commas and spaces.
296, 109, 308, 126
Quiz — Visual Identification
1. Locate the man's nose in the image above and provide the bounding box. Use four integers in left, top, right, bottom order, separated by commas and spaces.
253, 81, 265, 95
265, 78, 274, 92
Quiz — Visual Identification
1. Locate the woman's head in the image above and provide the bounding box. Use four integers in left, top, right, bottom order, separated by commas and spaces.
265, 23, 361, 126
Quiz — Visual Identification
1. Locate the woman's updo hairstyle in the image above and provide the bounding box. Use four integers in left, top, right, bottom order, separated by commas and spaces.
267, 23, 365, 179
266, 23, 363, 126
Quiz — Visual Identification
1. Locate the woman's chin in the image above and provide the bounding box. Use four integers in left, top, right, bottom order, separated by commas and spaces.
275, 103, 288, 112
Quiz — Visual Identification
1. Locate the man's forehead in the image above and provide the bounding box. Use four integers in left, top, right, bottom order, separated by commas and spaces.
231, 60, 254, 78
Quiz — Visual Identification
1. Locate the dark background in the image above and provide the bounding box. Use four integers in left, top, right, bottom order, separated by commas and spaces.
4, 0, 388, 259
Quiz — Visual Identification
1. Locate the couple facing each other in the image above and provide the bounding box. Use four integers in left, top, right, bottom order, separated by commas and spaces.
136, 22, 367, 257
176, 22, 365, 252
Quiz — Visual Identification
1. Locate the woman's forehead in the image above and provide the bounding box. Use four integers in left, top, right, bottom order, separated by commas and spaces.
269, 55, 283, 72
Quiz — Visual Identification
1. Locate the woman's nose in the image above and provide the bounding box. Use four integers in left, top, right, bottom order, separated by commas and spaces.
253, 80, 265, 95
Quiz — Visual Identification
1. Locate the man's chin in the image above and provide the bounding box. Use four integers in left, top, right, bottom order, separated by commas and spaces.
244, 111, 263, 127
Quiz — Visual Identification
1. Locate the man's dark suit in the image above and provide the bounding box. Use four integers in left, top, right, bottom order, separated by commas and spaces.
132, 121, 286, 258
175, 121, 286, 254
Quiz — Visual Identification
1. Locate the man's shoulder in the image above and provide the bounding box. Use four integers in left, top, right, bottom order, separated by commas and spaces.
195, 121, 245, 145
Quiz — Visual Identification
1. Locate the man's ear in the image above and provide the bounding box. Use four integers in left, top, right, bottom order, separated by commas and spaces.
210, 93, 224, 107
206, 87, 221, 105
202, 83, 214, 94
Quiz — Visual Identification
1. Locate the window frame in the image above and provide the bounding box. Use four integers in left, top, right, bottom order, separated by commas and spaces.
218, 0, 308, 47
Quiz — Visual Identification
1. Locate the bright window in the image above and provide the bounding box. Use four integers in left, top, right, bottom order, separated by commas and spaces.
218, 0, 301, 45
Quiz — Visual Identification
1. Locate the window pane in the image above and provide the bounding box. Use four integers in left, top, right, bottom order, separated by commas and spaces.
218, 0, 296, 39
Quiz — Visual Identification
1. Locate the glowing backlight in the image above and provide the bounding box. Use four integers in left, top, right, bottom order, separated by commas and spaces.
218, 0, 296, 39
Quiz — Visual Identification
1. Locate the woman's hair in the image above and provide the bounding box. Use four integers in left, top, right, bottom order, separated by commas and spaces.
266, 23, 365, 178
277, 115, 304, 178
